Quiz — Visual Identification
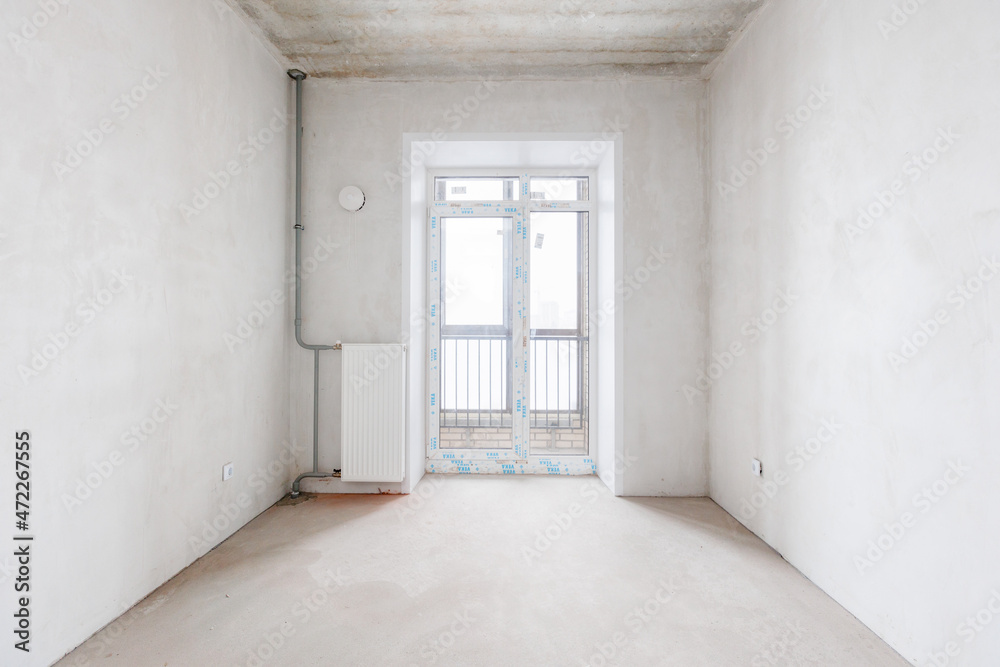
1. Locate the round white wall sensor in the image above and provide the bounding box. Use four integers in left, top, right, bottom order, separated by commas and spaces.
339, 186, 365, 212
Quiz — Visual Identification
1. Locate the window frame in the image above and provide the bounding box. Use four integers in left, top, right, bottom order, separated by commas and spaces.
439, 213, 513, 338
528, 210, 586, 339
428, 167, 597, 336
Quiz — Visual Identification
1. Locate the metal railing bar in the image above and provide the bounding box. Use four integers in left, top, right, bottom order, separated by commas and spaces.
466, 338, 470, 429
477, 340, 481, 428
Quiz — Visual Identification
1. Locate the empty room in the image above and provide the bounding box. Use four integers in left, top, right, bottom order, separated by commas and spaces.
2, 0, 998, 665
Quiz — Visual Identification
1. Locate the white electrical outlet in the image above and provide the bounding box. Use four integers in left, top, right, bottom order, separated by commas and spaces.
751, 458, 763, 476
223, 463, 234, 481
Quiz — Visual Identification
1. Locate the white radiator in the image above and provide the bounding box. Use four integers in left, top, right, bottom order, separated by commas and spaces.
340, 344, 407, 482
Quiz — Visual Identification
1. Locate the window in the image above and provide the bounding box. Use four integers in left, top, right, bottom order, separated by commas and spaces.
434, 177, 518, 202
529, 177, 589, 201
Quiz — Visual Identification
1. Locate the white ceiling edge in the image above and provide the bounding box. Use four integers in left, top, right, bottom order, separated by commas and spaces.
301, 70, 708, 83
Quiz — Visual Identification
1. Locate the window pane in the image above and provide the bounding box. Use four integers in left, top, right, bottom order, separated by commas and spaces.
530, 212, 579, 331
435, 177, 518, 201
443, 217, 507, 327
529, 177, 589, 201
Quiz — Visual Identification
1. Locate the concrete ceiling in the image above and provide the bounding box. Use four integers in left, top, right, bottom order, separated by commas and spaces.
229, 0, 766, 80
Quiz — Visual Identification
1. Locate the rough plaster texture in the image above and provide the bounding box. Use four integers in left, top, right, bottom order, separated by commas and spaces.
291, 78, 709, 497
707, 0, 1000, 663
9, 0, 995, 663
229, 0, 765, 80
54, 476, 906, 666
0, 0, 292, 663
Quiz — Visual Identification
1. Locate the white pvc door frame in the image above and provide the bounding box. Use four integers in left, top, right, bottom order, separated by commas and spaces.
426, 169, 597, 475
427, 202, 528, 463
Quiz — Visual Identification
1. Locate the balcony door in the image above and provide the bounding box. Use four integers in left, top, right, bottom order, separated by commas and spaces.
426, 173, 592, 475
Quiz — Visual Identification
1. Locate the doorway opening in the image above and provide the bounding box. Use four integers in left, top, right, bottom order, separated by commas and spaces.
400, 135, 622, 490
427, 171, 593, 473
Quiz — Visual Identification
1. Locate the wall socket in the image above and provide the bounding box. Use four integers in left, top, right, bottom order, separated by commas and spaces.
223, 463, 234, 481
751, 458, 763, 476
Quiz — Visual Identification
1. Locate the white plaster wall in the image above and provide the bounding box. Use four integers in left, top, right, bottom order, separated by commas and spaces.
293, 79, 708, 496
0, 0, 292, 663
708, 0, 1000, 662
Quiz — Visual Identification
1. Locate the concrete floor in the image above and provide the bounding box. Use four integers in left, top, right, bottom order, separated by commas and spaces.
57, 475, 906, 666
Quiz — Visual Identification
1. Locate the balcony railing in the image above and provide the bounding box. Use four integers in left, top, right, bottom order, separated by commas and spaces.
440, 334, 585, 429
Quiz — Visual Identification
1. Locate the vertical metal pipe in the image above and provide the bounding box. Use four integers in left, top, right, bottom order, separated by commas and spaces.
313, 349, 320, 473
291, 69, 306, 344
289, 69, 335, 354
288, 69, 340, 497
